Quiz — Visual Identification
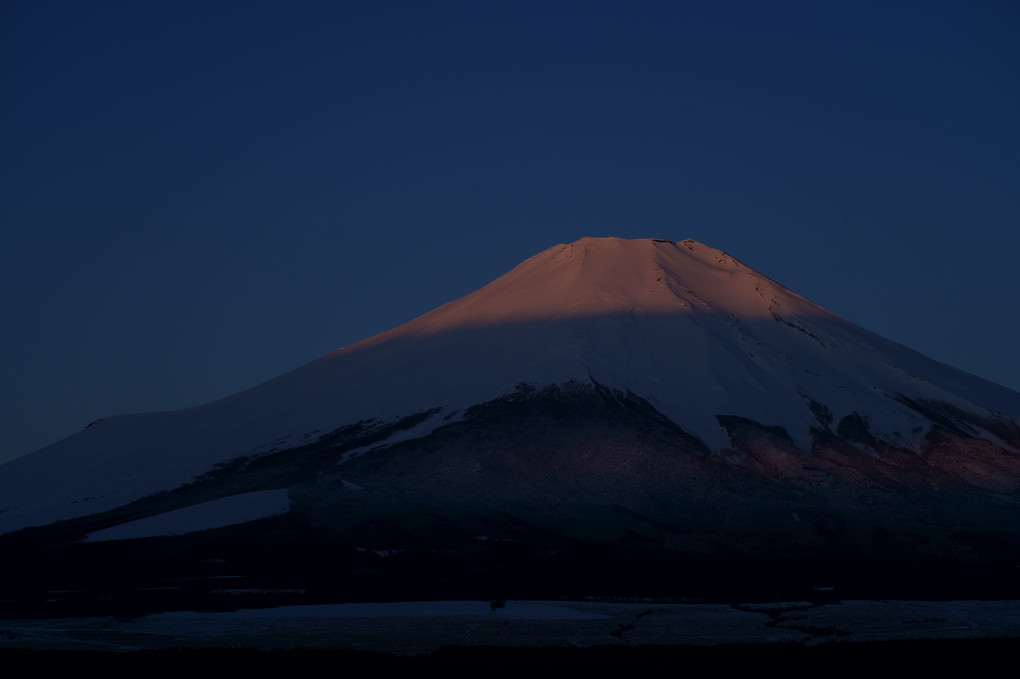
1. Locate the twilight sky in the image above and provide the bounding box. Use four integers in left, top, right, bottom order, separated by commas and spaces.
2, 0, 1018, 465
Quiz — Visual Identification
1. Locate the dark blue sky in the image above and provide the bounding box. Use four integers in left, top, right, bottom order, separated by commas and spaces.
2, 0, 1018, 464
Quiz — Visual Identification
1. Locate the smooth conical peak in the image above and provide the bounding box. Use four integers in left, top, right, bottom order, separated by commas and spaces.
3, 234, 1020, 539
373, 236, 831, 340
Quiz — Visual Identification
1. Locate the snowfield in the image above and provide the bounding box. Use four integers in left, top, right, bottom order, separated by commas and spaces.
2, 599, 1019, 652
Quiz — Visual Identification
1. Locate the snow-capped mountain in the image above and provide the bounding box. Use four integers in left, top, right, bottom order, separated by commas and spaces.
2, 237, 1019, 556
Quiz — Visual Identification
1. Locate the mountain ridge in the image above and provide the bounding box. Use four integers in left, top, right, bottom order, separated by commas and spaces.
1, 237, 1019, 543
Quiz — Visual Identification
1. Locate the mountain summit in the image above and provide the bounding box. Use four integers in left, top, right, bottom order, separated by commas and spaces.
370, 236, 804, 328
3, 237, 1020, 607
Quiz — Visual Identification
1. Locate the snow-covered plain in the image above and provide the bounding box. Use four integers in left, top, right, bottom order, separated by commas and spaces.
2, 237, 1018, 534
2, 599, 1019, 652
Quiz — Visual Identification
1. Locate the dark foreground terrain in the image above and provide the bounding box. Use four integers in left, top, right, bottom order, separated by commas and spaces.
2, 597, 1019, 675
2, 639, 1019, 675
4, 515, 1020, 620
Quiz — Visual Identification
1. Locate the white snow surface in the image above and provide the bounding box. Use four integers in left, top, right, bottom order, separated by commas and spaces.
2, 237, 1019, 534
84, 489, 291, 542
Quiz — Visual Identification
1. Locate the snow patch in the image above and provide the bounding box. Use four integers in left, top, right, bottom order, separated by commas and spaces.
85, 489, 291, 541
339, 409, 447, 462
